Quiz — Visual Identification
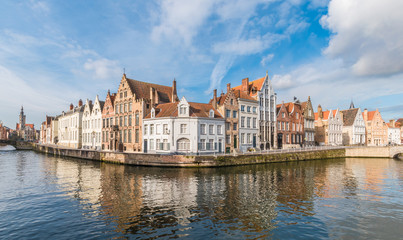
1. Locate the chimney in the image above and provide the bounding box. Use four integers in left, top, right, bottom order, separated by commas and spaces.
363, 108, 368, 121
78, 99, 83, 107
241, 78, 249, 92
70, 103, 74, 110
226, 83, 231, 93
390, 119, 395, 127
89, 100, 93, 106
150, 87, 155, 106
318, 104, 323, 118
212, 89, 217, 109
172, 78, 178, 103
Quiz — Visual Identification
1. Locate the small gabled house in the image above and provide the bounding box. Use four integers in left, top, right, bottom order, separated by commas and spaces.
101, 90, 117, 151
340, 106, 366, 145
315, 106, 343, 146
143, 97, 225, 154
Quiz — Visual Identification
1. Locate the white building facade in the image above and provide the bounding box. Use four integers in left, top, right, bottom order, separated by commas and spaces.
340, 108, 366, 145
57, 101, 84, 149
237, 97, 259, 152
82, 96, 104, 150
328, 109, 343, 146
143, 97, 225, 154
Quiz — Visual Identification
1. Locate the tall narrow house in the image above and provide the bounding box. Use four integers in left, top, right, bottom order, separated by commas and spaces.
211, 83, 239, 153
232, 72, 277, 150
301, 96, 315, 146
114, 74, 179, 152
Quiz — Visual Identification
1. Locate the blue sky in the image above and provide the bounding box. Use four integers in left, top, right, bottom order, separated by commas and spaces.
0, 0, 402, 128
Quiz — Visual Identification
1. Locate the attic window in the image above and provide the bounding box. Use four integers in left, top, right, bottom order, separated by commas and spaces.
209, 110, 214, 118
180, 105, 187, 115
151, 109, 155, 118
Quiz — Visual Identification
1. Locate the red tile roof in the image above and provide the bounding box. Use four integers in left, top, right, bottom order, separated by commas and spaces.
126, 77, 177, 102
363, 111, 376, 121
232, 76, 265, 97
145, 102, 223, 119
233, 89, 256, 101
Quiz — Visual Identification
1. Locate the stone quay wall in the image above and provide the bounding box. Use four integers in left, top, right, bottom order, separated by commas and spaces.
33, 144, 348, 168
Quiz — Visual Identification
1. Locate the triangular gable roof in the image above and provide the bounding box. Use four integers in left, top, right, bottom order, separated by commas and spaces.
125, 77, 177, 102
340, 108, 359, 126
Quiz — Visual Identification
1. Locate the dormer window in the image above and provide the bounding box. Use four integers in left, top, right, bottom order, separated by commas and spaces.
209, 110, 214, 118
151, 108, 155, 118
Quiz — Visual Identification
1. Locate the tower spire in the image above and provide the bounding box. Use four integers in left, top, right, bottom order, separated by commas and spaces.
349, 99, 355, 109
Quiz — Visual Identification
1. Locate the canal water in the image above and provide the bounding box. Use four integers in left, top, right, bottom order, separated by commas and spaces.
0, 148, 402, 239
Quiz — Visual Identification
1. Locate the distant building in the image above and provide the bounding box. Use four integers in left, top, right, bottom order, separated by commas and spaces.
301, 96, 315, 146
39, 116, 55, 144
396, 119, 403, 144
340, 105, 366, 145
0, 121, 10, 140
314, 105, 343, 146
386, 120, 401, 145
82, 96, 104, 150
362, 109, 388, 146
101, 90, 117, 151
276, 100, 304, 149
57, 100, 84, 149
15, 106, 36, 141
143, 97, 225, 154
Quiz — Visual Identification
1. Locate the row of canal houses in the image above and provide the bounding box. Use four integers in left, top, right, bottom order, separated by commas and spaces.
39, 73, 403, 154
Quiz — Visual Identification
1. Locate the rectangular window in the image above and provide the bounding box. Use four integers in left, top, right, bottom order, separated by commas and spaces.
200, 124, 206, 135
247, 106, 251, 112
103, 119, 105, 128
200, 139, 206, 150
241, 133, 245, 144
119, 116, 123, 126
233, 111, 237, 118
127, 129, 131, 143
124, 103, 127, 113
217, 125, 222, 135
209, 125, 214, 135
124, 91, 127, 98
241, 117, 245, 127
247, 117, 251, 128
124, 116, 127, 126
120, 104, 123, 113
150, 139, 154, 150
241, 105, 245, 112
163, 124, 168, 134
135, 129, 139, 143
135, 113, 139, 126
253, 118, 257, 128
129, 102, 132, 111
226, 122, 230, 131
180, 124, 187, 134
233, 123, 237, 130
156, 139, 160, 150
144, 125, 148, 135
150, 124, 154, 135
115, 106, 118, 114
226, 110, 231, 118
253, 107, 257, 113
129, 115, 132, 126
124, 130, 127, 143
247, 133, 251, 144
226, 135, 231, 144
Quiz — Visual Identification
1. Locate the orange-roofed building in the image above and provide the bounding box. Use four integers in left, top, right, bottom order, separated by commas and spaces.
276, 100, 304, 149
114, 74, 179, 152
231, 72, 277, 150
314, 105, 343, 146
143, 97, 225, 154
362, 109, 388, 146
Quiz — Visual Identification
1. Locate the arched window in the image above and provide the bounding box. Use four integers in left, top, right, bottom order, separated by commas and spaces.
177, 138, 190, 151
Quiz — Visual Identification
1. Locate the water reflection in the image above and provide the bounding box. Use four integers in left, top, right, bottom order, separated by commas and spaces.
1, 151, 402, 239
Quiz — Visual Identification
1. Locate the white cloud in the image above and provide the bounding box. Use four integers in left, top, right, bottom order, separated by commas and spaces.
260, 53, 274, 66
151, 0, 216, 46
205, 55, 235, 94
29, 0, 50, 14
84, 58, 121, 79
321, 0, 403, 76
272, 74, 293, 89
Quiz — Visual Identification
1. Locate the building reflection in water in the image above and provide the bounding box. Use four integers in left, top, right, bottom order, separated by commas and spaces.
39, 154, 402, 238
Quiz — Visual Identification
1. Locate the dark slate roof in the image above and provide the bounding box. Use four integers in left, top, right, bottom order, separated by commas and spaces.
340, 108, 358, 126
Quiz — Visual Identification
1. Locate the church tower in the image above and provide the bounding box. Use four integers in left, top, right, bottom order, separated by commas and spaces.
19, 106, 26, 130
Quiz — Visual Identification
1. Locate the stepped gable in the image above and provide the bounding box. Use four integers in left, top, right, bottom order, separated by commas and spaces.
145, 102, 223, 119
340, 108, 359, 126
126, 77, 177, 102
